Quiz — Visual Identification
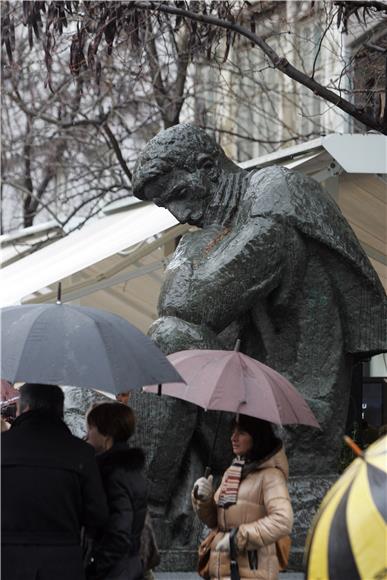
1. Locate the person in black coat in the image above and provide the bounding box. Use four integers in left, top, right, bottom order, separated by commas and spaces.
1, 383, 109, 580
85, 402, 148, 580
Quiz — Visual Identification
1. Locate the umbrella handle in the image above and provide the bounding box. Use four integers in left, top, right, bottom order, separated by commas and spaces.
193, 466, 212, 500
344, 435, 363, 458
56, 282, 62, 304
204, 466, 212, 478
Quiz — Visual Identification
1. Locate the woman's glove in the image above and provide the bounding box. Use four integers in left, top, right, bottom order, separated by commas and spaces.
193, 474, 214, 501
215, 532, 230, 553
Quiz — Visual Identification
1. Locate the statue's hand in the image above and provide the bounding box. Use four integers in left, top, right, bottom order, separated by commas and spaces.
149, 316, 223, 354
158, 226, 229, 328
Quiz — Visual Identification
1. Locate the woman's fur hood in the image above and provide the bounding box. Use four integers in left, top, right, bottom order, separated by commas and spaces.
242, 441, 289, 480
97, 443, 145, 472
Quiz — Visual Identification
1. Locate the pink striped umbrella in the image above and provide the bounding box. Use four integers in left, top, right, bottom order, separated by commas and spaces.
143, 349, 319, 428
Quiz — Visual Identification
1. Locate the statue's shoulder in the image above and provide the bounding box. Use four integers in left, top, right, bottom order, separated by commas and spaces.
247, 165, 381, 290
247, 164, 344, 235
247, 165, 320, 217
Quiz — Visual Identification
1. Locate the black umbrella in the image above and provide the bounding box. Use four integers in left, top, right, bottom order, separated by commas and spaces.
0, 300, 184, 394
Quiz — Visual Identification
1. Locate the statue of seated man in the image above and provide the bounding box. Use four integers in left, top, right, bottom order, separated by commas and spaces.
132, 123, 386, 500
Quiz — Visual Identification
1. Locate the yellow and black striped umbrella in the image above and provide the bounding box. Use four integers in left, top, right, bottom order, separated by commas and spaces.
305, 435, 387, 580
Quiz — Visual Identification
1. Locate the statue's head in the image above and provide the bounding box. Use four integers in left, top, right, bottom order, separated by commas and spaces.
133, 124, 238, 226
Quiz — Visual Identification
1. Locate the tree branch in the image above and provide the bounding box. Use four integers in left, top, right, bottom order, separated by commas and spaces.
145, 21, 171, 126
134, 0, 387, 134
169, 29, 190, 126
5, 180, 65, 225
27, 138, 67, 220
311, 9, 337, 80
202, 125, 312, 144
102, 123, 132, 183
9, 91, 110, 128
23, 116, 35, 227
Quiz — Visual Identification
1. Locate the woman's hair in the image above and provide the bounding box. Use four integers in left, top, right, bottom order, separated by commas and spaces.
87, 402, 135, 442
231, 414, 281, 462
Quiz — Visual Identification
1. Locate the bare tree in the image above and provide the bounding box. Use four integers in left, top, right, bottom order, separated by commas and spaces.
1, 23, 134, 232
3, 1, 385, 130
2, 0, 385, 232
1, 2, 194, 232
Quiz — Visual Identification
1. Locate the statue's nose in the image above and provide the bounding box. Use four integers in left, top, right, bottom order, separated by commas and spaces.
168, 203, 191, 222
179, 209, 193, 223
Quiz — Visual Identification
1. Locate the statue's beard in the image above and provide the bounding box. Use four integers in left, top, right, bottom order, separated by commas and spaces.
202, 171, 250, 228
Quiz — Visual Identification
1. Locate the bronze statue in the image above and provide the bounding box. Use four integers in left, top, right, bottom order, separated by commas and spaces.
132, 124, 386, 564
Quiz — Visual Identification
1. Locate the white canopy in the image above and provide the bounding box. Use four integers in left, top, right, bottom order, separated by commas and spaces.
240, 134, 387, 174
0, 202, 190, 331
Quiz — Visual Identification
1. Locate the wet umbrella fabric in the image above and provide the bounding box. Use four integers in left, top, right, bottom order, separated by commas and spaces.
0, 304, 183, 394
305, 435, 387, 580
143, 349, 319, 427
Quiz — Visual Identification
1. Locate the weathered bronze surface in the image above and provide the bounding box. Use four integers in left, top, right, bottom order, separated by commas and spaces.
131, 124, 387, 568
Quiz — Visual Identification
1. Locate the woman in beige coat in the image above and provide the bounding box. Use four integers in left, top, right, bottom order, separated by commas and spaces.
192, 415, 293, 580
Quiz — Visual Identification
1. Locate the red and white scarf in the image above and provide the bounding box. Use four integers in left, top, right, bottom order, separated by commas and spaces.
218, 458, 245, 508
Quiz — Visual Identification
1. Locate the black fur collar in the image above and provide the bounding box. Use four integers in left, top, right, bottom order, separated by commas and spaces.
97, 443, 145, 472
241, 440, 283, 480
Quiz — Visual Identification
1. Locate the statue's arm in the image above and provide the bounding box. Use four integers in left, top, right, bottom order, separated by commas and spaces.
157, 216, 286, 334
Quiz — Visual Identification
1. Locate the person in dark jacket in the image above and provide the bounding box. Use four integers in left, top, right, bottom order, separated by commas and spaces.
1, 383, 109, 580
86, 402, 148, 580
